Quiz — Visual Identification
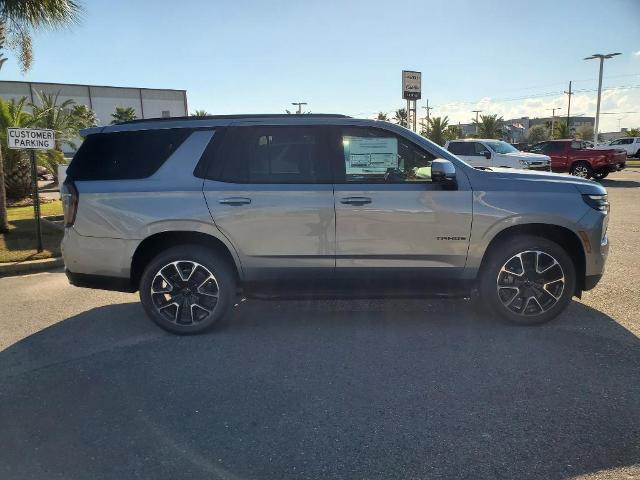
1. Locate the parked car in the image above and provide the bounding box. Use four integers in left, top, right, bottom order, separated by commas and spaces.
62, 115, 609, 334
444, 139, 550, 170
593, 137, 640, 158
530, 139, 626, 180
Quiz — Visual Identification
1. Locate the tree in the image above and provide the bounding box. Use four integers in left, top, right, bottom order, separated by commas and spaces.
424, 116, 449, 146
0, 0, 82, 232
0, 97, 36, 199
376, 112, 389, 121
527, 124, 549, 144
473, 114, 504, 139
576, 125, 594, 141
191, 109, 210, 117
445, 125, 462, 142
625, 127, 640, 137
111, 106, 137, 124
393, 108, 408, 127
554, 120, 570, 139
70, 104, 97, 129
30, 91, 80, 179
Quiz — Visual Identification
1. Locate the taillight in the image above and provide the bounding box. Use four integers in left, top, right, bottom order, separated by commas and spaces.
62, 179, 79, 227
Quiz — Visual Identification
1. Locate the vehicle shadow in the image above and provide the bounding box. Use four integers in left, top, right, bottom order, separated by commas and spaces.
1, 299, 638, 480
600, 178, 640, 188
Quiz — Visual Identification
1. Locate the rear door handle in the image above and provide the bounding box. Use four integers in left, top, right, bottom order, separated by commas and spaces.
219, 197, 251, 206
340, 196, 372, 206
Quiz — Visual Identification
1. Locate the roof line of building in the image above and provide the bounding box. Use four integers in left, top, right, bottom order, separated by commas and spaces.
0, 79, 186, 93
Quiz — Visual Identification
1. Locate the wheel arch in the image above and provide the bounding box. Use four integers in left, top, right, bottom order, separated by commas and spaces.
478, 223, 586, 296
130, 231, 243, 290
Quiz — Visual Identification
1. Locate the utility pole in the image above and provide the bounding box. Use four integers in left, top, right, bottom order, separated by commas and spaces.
422, 101, 433, 136
291, 102, 307, 114
564, 81, 573, 138
472, 110, 482, 136
549, 107, 561, 139
584, 53, 621, 143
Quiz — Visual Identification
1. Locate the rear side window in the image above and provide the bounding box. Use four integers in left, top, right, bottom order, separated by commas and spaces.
67, 129, 191, 180
448, 142, 474, 155
206, 126, 331, 183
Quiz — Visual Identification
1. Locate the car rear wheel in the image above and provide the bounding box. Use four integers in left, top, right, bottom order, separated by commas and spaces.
139, 245, 236, 334
592, 170, 609, 180
479, 235, 576, 325
570, 161, 592, 179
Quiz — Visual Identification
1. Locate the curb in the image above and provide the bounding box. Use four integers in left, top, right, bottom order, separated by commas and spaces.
0, 257, 64, 277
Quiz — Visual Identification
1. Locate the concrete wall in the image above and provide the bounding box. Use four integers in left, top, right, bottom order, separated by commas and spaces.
0, 81, 188, 153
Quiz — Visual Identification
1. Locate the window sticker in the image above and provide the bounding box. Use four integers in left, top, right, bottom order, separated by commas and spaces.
343, 136, 398, 175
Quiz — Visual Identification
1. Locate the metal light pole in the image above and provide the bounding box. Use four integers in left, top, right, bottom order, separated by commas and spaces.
584, 53, 621, 143
422, 101, 433, 136
472, 110, 482, 136
549, 107, 561, 139
291, 102, 307, 114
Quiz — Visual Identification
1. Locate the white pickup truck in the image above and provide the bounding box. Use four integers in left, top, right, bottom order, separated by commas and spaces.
444, 139, 551, 170
593, 137, 640, 158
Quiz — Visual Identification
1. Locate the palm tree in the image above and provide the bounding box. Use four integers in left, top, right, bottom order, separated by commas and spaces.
191, 109, 210, 117
0, 0, 82, 232
444, 125, 462, 142
473, 114, 504, 139
425, 116, 449, 146
625, 127, 640, 137
527, 125, 549, 144
111, 106, 137, 124
376, 112, 389, 121
70, 104, 97, 129
0, 97, 36, 199
554, 120, 570, 139
393, 108, 408, 127
30, 91, 80, 180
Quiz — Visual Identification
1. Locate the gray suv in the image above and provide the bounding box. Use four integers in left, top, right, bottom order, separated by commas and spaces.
61, 115, 609, 334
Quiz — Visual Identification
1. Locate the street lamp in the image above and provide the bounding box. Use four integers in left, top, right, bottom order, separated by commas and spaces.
549, 107, 561, 139
291, 102, 307, 114
584, 53, 621, 143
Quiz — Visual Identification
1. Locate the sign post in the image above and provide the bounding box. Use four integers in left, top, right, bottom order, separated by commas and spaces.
402, 70, 422, 132
7, 128, 56, 253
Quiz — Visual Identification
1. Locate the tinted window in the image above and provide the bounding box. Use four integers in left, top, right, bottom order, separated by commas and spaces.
448, 142, 474, 155
472, 142, 488, 155
67, 129, 191, 180
211, 126, 330, 184
341, 127, 435, 183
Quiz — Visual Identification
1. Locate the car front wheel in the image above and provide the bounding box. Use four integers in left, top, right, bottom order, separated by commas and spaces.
139, 245, 237, 334
479, 236, 576, 325
570, 161, 592, 179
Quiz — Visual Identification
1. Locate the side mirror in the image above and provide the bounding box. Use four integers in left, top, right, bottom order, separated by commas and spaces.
483, 150, 492, 159
431, 159, 456, 185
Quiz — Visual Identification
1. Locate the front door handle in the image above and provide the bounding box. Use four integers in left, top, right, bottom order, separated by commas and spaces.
340, 196, 372, 206
219, 197, 251, 206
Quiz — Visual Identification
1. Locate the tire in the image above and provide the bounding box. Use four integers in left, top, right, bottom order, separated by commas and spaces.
478, 235, 576, 325
570, 161, 593, 179
592, 170, 609, 180
139, 245, 237, 334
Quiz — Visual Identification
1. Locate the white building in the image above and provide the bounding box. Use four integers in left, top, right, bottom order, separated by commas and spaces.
0, 80, 188, 153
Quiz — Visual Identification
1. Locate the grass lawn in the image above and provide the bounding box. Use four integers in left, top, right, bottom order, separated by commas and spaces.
0, 200, 63, 263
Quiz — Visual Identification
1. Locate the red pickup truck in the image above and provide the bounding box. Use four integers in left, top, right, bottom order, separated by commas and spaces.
530, 140, 626, 179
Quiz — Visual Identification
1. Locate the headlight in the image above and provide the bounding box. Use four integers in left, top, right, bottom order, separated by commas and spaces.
582, 194, 609, 214
519, 159, 529, 168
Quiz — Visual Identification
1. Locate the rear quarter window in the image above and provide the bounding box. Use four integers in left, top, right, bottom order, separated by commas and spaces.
67, 128, 191, 180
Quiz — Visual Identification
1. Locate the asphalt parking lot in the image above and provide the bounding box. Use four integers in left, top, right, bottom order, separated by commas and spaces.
1, 170, 639, 480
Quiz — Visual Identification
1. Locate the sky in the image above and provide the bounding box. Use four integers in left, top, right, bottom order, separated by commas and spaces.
1, 0, 639, 132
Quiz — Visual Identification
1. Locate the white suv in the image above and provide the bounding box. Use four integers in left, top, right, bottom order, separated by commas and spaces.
605, 137, 640, 158
445, 139, 551, 170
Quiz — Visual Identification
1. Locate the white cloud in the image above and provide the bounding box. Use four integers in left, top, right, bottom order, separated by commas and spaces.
635, 50, 640, 56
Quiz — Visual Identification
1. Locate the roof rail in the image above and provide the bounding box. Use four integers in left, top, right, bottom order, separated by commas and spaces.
117, 113, 351, 125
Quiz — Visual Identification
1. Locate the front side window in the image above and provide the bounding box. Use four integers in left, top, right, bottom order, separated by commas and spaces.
472, 142, 489, 156
484, 140, 518, 154
341, 127, 435, 183
212, 126, 331, 183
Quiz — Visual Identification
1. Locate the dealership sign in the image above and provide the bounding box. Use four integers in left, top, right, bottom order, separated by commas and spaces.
402, 70, 421, 100
7, 128, 55, 150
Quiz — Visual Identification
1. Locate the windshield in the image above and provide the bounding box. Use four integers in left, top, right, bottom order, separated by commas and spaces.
484, 140, 519, 154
